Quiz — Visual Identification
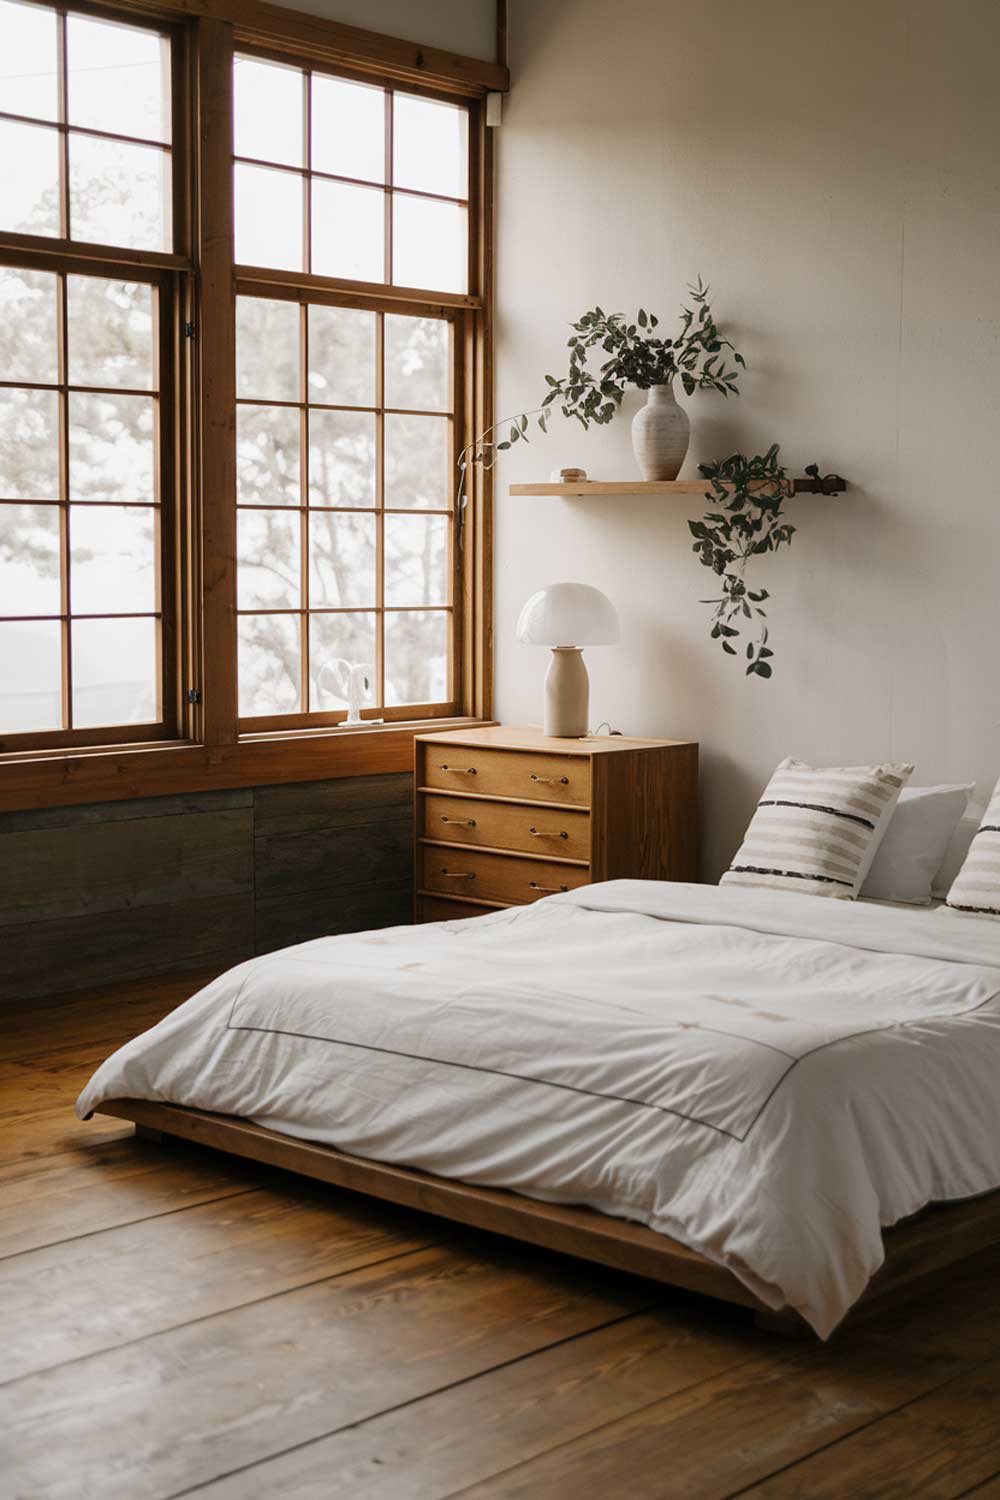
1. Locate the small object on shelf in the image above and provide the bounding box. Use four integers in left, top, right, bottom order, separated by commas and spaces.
549, 466, 588, 482
515, 582, 619, 738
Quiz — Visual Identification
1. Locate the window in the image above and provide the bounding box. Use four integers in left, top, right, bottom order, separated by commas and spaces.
0, 0, 495, 791
235, 295, 456, 726
0, 1, 172, 250
0, 0, 178, 748
232, 52, 472, 729
233, 55, 469, 293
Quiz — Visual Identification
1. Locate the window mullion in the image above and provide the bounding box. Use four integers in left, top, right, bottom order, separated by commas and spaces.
375, 308, 385, 712
299, 300, 310, 714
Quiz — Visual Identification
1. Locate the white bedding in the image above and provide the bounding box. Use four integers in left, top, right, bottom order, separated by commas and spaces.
76, 881, 1000, 1336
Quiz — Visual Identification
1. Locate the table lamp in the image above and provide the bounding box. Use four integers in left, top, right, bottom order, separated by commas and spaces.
516, 582, 620, 737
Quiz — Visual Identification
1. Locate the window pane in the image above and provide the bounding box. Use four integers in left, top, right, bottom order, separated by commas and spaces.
385, 315, 449, 413
69, 134, 170, 252
0, 504, 60, 614
393, 94, 468, 200
72, 615, 157, 728
239, 613, 301, 716
308, 409, 375, 507
384, 611, 447, 707
69, 393, 156, 503
385, 415, 450, 509
234, 56, 303, 168
0, 388, 59, 500
393, 195, 467, 293
0, 0, 58, 121
307, 305, 375, 407
68, 277, 155, 391
67, 14, 170, 144
311, 74, 384, 183
312, 179, 384, 283
0, 619, 61, 732
236, 404, 301, 505
235, 163, 303, 271
0, 266, 58, 385
237, 297, 300, 403
309, 511, 375, 608
0, 119, 59, 237
70, 505, 156, 614
237, 509, 301, 609
309, 611, 375, 711
385, 513, 449, 605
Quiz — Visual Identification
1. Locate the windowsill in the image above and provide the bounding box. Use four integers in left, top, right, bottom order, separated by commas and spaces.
0, 716, 496, 814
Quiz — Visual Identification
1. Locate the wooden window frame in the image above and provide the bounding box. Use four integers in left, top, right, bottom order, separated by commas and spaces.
0, 0, 499, 813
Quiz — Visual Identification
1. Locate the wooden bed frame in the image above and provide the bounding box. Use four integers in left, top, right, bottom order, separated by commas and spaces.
98, 1098, 1000, 1335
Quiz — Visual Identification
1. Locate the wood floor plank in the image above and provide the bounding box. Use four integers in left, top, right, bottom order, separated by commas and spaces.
0, 1136, 257, 1258
0, 1059, 136, 1163
855, 1246, 1000, 1363
187, 1303, 765, 1500
736, 1360, 1000, 1500
1, 1179, 438, 1382
446, 1335, 966, 1500
0, 1241, 656, 1500
958, 1477, 1000, 1499
0, 968, 218, 1064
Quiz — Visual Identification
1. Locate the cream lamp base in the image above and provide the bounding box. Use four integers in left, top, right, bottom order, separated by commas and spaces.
544, 647, 589, 738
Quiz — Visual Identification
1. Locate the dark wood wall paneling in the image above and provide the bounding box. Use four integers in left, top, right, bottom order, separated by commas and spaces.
0, 774, 414, 1004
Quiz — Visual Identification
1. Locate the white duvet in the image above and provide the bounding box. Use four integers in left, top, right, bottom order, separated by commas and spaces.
77, 881, 1000, 1337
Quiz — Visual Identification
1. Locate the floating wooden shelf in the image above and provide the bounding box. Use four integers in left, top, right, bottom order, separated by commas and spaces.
508, 475, 848, 497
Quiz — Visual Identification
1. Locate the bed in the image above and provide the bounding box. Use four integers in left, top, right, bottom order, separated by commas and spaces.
77, 880, 1000, 1338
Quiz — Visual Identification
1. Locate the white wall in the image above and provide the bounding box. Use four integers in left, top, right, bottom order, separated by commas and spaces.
495, 0, 1000, 879
267, 0, 496, 62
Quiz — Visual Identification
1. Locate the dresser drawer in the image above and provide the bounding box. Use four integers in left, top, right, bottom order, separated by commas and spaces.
420, 745, 590, 807
420, 792, 591, 861
418, 846, 592, 905
417, 896, 502, 923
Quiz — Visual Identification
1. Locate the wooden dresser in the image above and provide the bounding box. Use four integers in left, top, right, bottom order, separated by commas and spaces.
414, 725, 698, 922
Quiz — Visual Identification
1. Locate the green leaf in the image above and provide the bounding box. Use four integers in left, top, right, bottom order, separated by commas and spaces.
722, 640, 736, 655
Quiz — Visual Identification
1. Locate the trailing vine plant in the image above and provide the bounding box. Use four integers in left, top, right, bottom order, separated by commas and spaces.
456, 278, 744, 487
689, 448, 826, 679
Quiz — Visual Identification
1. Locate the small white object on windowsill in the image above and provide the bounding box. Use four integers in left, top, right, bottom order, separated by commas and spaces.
318, 659, 383, 727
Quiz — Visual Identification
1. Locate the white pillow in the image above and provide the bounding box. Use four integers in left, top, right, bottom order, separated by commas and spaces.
861, 784, 972, 905
721, 757, 913, 900
946, 778, 1000, 916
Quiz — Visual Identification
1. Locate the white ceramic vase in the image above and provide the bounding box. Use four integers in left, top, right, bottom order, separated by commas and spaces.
631, 382, 690, 481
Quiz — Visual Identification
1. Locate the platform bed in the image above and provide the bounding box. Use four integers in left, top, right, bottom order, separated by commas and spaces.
99, 1097, 1000, 1337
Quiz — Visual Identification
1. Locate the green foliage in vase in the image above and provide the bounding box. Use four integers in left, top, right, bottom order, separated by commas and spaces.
689, 446, 811, 680
457, 277, 744, 477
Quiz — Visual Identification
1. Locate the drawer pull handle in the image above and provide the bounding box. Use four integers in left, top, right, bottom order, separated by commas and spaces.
440, 764, 477, 775
529, 826, 569, 840
441, 816, 476, 828
529, 880, 569, 893
440, 869, 476, 880
530, 773, 570, 786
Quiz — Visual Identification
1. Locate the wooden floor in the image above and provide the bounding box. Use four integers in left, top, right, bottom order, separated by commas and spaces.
4, 975, 1000, 1500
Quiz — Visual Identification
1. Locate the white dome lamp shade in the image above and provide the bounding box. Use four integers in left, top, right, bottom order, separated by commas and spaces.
516, 582, 620, 738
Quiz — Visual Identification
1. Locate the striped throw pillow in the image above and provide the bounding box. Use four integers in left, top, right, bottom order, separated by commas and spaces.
720, 757, 914, 899
945, 779, 1000, 915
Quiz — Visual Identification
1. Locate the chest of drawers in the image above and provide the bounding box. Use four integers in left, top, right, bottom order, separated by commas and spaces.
414, 725, 698, 922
